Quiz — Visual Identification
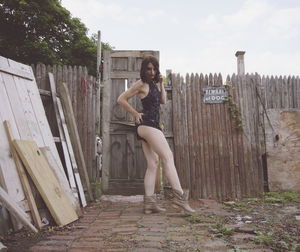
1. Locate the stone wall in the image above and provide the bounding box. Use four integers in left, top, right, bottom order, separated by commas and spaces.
265, 109, 300, 191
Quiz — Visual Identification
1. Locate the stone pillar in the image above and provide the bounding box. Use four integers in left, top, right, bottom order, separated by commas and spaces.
235, 51, 246, 75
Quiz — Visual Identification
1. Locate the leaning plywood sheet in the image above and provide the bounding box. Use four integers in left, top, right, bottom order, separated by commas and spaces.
0, 57, 34, 229
0, 56, 80, 219
13, 140, 78, 226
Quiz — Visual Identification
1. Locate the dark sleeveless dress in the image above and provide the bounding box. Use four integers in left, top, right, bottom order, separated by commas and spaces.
136, 81, 162, 141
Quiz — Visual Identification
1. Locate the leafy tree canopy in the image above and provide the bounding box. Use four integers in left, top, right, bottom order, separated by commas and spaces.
0, 0, 113, 76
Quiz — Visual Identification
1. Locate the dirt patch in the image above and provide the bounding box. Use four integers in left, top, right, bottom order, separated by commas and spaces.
208, 191, 300, 251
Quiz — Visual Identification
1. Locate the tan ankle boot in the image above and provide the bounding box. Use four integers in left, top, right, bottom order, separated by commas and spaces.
171, 189, 196, 214
144, 195, 166, 214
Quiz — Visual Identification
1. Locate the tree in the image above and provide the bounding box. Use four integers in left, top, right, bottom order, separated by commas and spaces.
0, 0, 113, 76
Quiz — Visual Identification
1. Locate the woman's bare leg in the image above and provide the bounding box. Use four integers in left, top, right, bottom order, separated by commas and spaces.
141, 141, 159, 196
141, 140, 166, 213
138, 126, 183, 194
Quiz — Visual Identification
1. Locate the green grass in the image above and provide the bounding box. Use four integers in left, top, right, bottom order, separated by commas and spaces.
223, 191, 300, 212
166, 233, 173, 242
222, 200, 251, 212
185, 215, 203, 223
244, 197, 259, 202
254, 231, 274, 246
185, 214, 217, 224
263, 191, 300, 203
281, 191, 300, 202
294, 244, 300, 251
211, 223, 234, 237
90, 178, 102, 199
264, 196, 284, 203
227, 249, 249, 252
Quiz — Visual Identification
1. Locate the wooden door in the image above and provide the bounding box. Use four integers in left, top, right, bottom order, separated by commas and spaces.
102, 50, 159, 195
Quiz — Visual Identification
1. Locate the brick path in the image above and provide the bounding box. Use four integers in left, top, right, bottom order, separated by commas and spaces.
25, 196, 270, 252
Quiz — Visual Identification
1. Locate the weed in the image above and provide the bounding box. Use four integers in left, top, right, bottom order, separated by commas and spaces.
277, 240, 289, 250
254, 231, 274, 246
222, 204, 232, 211
166, 234, 173, 242
294, 244, 300, 251
264, 197, 284, 204
263, 191, 300, 203
282, 233, 293, 242
233, 201, 247, 208
224, 81, 245, 129
211, 223, 234, 236
185, 215, 203, 223
281, 191, 300, 203
263, 192, 279, 197
223, 201, 251, 212
244, 197, 259, 202
90, 179, 102, 199
112, 235, 126, 242
227, 248, 249, 252
130, 234, 138, 241
227, 192, 300, 212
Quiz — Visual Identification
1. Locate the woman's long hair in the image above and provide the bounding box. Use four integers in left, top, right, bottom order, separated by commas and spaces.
140, 56, 160, 83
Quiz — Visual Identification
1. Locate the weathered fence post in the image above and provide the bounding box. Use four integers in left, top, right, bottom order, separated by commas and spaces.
162, 70, 172, 198
101, 50, 111, 193
96, 30, 101, 138
235, 51, 246, 75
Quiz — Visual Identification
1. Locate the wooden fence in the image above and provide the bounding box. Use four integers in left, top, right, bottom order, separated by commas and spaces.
170, 73, 300, 200
99, 50, 300, 200
262, 75, 300, 109
170, 73, 266, 200
31, 64, 99, 181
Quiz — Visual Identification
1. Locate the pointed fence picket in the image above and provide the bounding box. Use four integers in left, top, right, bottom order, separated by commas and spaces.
169, 73, 300, 200
31, 64, 99, 185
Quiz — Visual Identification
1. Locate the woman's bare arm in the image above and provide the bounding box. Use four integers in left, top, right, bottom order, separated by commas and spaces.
117, 80, 144, 123
159, 75, 167, 104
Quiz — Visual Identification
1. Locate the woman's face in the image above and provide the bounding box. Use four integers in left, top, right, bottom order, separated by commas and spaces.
146, 63, 156, 80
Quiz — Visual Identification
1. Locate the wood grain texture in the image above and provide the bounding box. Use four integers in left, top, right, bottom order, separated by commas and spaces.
57, 97, 87, 207
102, 50, 160, 195
171, 74, 180, 189
0, 58, 33, 80
0, 58, 26, 204
0, 57, 33, 230
102, 50, 112, 192
3, 121, 42, 229
0, 186, 37, 233
168, 72, 268, 200
13, 140, 78, 226
58, 83, 94, 201
48, 73, 80, 206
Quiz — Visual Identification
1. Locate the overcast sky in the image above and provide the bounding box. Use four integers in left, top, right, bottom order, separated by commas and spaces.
61, 0, 300, 77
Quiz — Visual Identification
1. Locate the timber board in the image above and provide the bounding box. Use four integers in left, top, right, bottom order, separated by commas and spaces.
13, 140, 78, 226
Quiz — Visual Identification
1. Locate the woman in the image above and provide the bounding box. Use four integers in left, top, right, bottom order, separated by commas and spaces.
117, 56, 195, 214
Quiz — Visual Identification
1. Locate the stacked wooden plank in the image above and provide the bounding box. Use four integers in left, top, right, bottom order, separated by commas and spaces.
0, 56, 90, 233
